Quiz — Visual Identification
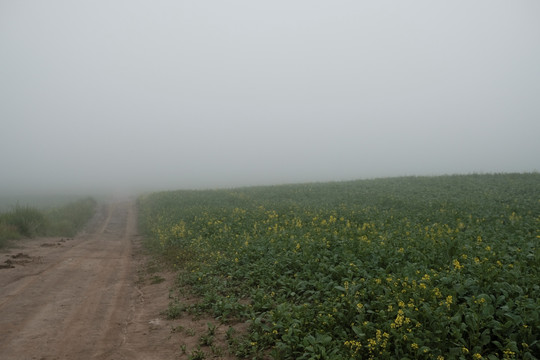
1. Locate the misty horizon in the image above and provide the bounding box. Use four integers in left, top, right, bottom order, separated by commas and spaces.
2, 1, 539, 195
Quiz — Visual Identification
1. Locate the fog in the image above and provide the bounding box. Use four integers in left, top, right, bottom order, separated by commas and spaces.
1, 1, 539, 195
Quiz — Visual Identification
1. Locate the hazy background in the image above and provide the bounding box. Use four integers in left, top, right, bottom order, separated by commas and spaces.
1, 0, 539, 194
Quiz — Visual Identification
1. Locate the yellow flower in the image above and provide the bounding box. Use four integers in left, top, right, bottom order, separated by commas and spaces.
442, 295, 453, 309
503, 349, 516, 359
344, 339, 362, 352
473, 353, 483, 359
476, 297, 486, 304
411, 343, 419, 350
392, 309, 405, 328
453, 259, 464, 270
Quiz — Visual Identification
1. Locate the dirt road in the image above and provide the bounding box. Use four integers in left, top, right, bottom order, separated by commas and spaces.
0, 201, 181, 360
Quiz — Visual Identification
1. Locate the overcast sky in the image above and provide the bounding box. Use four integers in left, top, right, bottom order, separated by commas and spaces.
1, 1, 539, 194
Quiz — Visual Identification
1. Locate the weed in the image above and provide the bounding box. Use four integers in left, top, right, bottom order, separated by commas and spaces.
171, 325, 184, 333
0, 197, 96, 246
150, 275, 165, 284
225, 326, 236, 341
199, 334, 213, 346
188, 346, 206, 360
6, 205, 46, 237
199, 322, 216, 346
206, 322, 216, 336
162, 300, 185, 319
210, 344, 224, 356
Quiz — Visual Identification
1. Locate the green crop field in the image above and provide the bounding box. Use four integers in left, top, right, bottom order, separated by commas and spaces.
138, 173, 539, 359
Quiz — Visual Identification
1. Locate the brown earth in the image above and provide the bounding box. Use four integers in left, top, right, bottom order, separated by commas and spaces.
0, 201, 242, 360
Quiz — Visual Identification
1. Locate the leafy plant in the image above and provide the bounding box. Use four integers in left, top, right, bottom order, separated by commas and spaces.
188, 346, 206, 360
139, 173, 540, 359
162, 299, 185, 319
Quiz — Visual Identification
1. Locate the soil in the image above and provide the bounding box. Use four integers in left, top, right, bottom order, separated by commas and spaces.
0, 201, 242, 360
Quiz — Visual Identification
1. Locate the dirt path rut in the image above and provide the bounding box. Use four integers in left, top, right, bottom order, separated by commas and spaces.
0, 201, 180, 360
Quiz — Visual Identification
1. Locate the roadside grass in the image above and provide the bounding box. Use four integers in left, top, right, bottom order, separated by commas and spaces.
45, 197, 97, 237
0, 197, 97, 248
0, 223, 21, 248
138, 173, 540, 359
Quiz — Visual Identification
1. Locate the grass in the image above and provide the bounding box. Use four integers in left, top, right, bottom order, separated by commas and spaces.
45, 197, 98, 236
0, 197, 96, 248
138, 173, 539, 359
